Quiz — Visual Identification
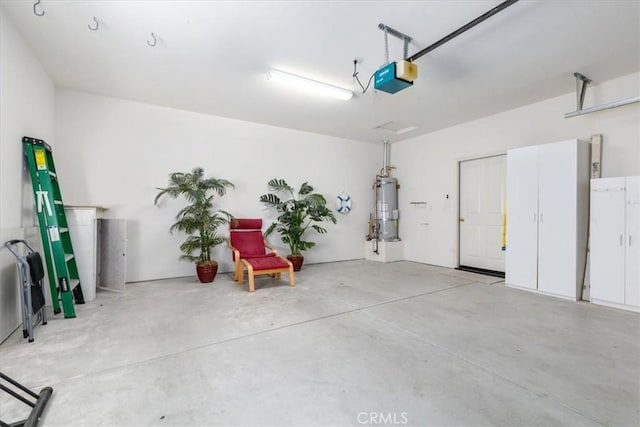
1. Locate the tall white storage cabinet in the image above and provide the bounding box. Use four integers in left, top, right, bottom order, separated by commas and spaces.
627, 177, 640, 307
505, 139, 590, 300
65, 207, 128, 300
590, 176, 640, 311
65, 206, 104, 301
504, 146, 539, 290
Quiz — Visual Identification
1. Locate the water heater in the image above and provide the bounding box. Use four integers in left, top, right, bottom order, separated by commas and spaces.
375, 176, 399, 241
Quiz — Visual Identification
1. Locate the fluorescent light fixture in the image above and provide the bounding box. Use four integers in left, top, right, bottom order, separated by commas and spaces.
267, 69, 353, 101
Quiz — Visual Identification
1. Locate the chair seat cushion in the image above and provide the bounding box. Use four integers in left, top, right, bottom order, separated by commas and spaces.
242, 252, 275, 259
245, 256, 289, 271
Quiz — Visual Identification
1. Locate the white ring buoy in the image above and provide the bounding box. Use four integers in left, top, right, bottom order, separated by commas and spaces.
336, 193, 352, 214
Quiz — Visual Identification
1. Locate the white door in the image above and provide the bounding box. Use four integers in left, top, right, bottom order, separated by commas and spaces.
505, 146, 539, 289
625, 176, 640, 306
459, 155, 506, 271
537, 141, 577, 298
590, 178, 626, 304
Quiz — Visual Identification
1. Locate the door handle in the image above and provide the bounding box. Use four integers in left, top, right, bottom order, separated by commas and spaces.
620, 235, 624, 246
459, 218, 464, 222
630, 235, 633, 246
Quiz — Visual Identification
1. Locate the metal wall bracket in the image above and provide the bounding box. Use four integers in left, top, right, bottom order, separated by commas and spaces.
573, 72, 591, 111
565, 72, 640, 119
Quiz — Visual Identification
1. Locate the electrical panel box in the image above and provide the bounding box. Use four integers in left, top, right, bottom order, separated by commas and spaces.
374, 62, 413, 94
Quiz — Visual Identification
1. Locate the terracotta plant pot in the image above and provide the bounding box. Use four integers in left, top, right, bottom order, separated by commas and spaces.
196, 262, 218, 283
287, 255, 304, 272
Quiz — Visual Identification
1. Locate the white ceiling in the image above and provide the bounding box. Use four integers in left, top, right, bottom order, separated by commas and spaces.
3, 0, 639, 143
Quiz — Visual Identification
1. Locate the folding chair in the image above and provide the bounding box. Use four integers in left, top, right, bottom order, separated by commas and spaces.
4, 240, 47, 342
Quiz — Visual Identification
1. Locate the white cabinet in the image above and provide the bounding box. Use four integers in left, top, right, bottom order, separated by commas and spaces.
98, 219, 127, 293
65, 206, 104, 301
65, 207, 127, 300
505, 146, 539, 290
505, 139, 590, 300
590, 178, 626, 304
590, 176, 640, 311
626, 177, 640, 307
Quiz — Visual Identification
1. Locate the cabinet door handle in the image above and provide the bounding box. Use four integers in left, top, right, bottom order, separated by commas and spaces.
630, 235, 633, 246
533, 213, 537, 222
540, 213, 543, 223
620, 235, 624, 246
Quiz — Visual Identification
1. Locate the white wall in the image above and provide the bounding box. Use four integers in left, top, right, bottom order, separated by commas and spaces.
394, 72, 640, 269
0, 8, 56, 341
55, 90, 380, 282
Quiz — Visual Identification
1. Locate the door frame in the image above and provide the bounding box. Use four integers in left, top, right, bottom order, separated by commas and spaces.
457, 152, 507, 271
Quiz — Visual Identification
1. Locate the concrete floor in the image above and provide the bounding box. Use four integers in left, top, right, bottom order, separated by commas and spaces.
0, 260, 638, 426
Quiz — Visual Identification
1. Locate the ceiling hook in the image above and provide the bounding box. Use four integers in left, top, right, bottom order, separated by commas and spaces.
33, 0, 45, 17
146, 32, 157, 47
88, 17, 99, 31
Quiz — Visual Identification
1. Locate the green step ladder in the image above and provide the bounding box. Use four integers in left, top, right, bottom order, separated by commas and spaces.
23, 136, 84, 318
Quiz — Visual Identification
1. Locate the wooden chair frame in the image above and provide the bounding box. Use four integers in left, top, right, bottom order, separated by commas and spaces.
228, 241, 295, 292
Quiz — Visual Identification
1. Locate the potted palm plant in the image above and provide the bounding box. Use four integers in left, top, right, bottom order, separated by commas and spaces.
154, 167, 234, 283
260, 179, 337, 271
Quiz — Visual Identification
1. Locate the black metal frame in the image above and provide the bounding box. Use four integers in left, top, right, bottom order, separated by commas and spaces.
407, 0, 520, 63
0, 372, 52, 427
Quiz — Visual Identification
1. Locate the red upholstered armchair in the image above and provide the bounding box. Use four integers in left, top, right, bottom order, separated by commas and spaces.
228, 219, 295, 292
